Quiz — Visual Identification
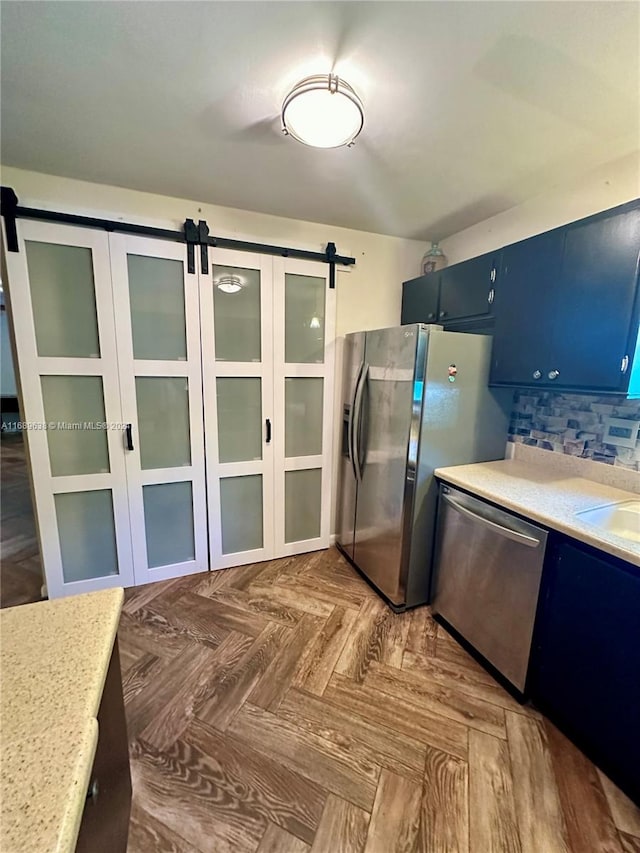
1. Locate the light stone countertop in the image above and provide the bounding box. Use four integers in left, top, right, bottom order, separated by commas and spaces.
0, 587, 124, 853
435, 458, 640, 567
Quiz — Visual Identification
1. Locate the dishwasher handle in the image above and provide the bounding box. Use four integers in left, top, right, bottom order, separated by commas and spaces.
442, 493, 542, 549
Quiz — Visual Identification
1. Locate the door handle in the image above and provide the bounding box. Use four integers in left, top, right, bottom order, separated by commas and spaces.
348, 362, 365, 480
442, 494, 541, 548
125, 424, 134, 451
265, 418, 272, 444
352, 363, 369, 483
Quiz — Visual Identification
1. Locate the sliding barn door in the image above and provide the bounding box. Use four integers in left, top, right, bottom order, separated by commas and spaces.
3, 221, 134, 597
200, 250, 275, 568
4, 216, 338, 593
273, 258, 335, 556
109, 235, 208, 584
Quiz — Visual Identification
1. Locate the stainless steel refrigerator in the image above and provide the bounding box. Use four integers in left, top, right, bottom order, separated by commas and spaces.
336, 323, 509, 611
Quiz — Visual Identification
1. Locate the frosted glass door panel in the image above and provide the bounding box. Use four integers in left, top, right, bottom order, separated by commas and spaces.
143, 481, 195, 568
128, 255, 187, 360
285, 468, 322, 542
213, 265, 261, 362
285, 274, 325, 363
135, 377, 191, 470
216, 378, 262, 463
55, 490, 119, 582
25, 241, 100, 358
285, 378, 323, 458
41, 375, 110, 476
220, 475, 263, 554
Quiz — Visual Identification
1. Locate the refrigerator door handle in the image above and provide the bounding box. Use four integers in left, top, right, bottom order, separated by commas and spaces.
353, 362, 369, 482
348, 361, 365, 480
442, 494, 542, 548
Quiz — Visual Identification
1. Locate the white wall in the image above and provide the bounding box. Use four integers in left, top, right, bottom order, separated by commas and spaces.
440, 152, 640, 263
0, 166, 427, 337
0, 165, 427, 535
439, 151, 640, 466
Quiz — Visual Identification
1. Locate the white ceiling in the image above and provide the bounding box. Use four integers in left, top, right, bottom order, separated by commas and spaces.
1, 2, 638, 240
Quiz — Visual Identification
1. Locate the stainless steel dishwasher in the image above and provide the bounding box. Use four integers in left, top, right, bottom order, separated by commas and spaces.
431, 484, 548, 694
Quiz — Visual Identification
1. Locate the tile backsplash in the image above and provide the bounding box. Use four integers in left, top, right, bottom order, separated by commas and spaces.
508, 390, 640, 472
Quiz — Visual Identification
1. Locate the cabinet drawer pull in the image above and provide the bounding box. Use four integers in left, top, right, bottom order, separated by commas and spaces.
439, 311, 447, 318
87, 779, 99, 800
621, 355, 629, 374
532, 370, 542, 380
427, 312, 435, 320
488, 287, 495, 305
548, 369, 560, 380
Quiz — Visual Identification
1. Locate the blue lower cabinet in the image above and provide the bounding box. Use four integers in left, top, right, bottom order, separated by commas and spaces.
529, 535, 640, 804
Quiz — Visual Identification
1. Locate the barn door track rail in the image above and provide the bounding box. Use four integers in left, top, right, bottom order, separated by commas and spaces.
1, 186, 355, 287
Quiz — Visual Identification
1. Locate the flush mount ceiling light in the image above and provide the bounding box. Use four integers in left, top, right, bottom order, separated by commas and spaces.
215, 275, 244, 294
281, 74, 364, 149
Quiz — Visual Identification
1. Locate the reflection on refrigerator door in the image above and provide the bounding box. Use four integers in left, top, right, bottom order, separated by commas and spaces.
336, 323, 509, 611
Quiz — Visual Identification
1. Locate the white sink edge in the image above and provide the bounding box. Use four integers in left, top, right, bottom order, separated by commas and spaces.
575, 499, 640, 518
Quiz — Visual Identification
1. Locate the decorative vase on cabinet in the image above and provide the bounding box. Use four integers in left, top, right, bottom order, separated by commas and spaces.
421, 242, 448, 276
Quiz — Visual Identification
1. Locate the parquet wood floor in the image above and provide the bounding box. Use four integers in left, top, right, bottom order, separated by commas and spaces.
120, 550, 640, 853
2, 437, 638, 849
0, 435, 42, 609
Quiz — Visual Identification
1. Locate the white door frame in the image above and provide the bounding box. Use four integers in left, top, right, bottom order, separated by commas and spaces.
109, 234, 208, 584
2, 219, 134, 597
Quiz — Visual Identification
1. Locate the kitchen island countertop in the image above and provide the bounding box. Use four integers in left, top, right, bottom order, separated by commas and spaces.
435, 457, 639, 566
0, 587, 124, 853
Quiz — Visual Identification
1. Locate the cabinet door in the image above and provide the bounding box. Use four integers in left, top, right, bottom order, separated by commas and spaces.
491, 229, 565, 386
549, 204, 640, 391
273, 258, 335, 557
401, 274, 440, 324
438, 252, 498, 322
3, 221, 134, 597
110, 235, 208, 585
531, 539, 640, 802
200, 250, 275, 569
76, 640, 131, 853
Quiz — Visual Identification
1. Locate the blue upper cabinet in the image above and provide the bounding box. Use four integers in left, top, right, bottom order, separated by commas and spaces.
491, 229, 565, 387
401, 272, 440, 325
490, 200, 640, 393
438, 252, 498, 323
401, 251, 499, 334
552, 206, 640, 391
